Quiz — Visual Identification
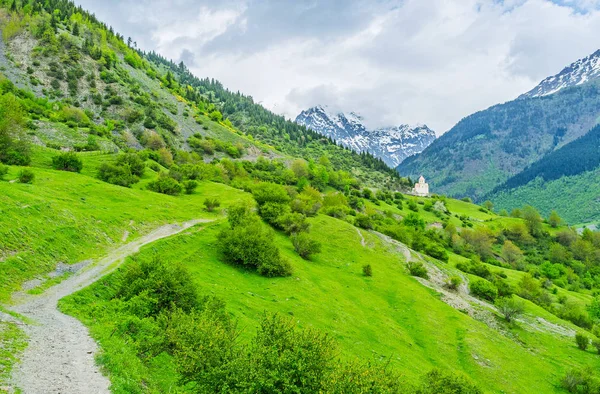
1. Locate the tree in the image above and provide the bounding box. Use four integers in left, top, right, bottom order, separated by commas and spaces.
362, 264, 373, 277
548, 210, 562, 228
483, 200, 494, 211
523, 205, 543, 237
501, 240, 523, 267
495, 297, 524, 322
0, 93, 30, 165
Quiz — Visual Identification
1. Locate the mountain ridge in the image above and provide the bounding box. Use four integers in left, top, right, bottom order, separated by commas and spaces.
295, 105, 435, 167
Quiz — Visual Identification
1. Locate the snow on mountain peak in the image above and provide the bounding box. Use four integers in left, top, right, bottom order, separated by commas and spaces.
295, 106, 435, 167
520, 49, 600, 99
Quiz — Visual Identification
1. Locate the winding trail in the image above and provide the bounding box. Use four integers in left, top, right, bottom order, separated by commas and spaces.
7, 219, 208, 394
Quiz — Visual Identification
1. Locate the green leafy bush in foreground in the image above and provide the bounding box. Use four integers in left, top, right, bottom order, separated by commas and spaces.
469, 278, 498, 302
51, 152, 83, 173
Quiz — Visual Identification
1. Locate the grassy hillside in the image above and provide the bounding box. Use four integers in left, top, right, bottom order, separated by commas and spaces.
60, 203, 600, 393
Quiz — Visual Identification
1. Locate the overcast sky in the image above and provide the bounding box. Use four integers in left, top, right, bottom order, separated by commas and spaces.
75, 0, 600, 134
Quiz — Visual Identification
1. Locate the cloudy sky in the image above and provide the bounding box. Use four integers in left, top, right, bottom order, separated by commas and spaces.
75, 0, 600, 133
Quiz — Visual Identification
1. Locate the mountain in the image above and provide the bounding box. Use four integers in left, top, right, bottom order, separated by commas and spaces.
398, 49, 600, 223
519, 49, 600, 99
295, 105, 435, 167
5, 2, 600, 394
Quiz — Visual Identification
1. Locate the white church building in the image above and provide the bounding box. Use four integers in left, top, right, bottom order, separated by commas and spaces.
412, 176, 429, 197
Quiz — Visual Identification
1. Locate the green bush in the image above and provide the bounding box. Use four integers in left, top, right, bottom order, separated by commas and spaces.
182, 180, 197, 194
562, 368, 600, 394
276, 212, 310, 235
408, 261, 429, 279
363, 264, 373, 277
576, 333, 590, 351
218, 205, 292, 277
495, 296, 524, 322
18, 168, 35, 184
147, 174, 183, 195
469, 279, 498, 302
0, 164, 8, 179
592, 339, 600, 354
203, 198, 221, 212
355, 214, 373, 230
291, 232, 322, 260
51, 152, 83, 172
425, 243, 449, 262
97, 163, 139, 187
446, 275, 462, 290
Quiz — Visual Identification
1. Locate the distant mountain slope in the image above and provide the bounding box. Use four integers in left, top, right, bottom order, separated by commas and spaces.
397, 79, 600, 199
520, 49, 600, 99
295, 105, 435, 167
488, 124, 600, 224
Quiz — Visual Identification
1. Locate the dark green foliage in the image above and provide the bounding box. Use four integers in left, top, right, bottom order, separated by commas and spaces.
497, 124, 600, 192
291, 232, 322, 260
416, 369, 483, 394
424, 243, 448, 262
182, 180, 197, 194
97, 162, 138, 187
469, 279, 498, 302
147, 174, 183, 195
495, 297, 524, 322
276, 212, 310, 235
407, 261, 429, 279
218, 205, 292, 277
562, 368, 600, 394
362, 264, 373, 277
0, 93, 30, 166
116, 258, 199, 317
576, 333, 590, 351
17, 168, 35, 184
203, 198, 221, 212
0, 164, 8, 179
355, 214, 373, 230
446, 275, 462, 290
51, 152, 83, 172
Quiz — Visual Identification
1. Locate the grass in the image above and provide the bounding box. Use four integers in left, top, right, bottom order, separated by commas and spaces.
0, 321, 26, 388
62, 214, 600, 393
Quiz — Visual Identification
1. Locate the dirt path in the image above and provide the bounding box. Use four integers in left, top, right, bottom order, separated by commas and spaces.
355, 228, 366, 247
6, 219, 208, 394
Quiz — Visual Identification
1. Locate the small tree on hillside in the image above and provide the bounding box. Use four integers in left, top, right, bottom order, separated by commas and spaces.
548, 210, 562, 228
495, 296, 524, 322
501, 240, 523, 267
523, 205, 543, 237
575, 333, 589, 351
204, 198, 221, 212
362, 264, 373, 277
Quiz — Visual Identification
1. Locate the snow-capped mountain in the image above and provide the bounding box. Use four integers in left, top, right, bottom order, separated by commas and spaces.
295, 105, 435, 167
519, 49, 600, 99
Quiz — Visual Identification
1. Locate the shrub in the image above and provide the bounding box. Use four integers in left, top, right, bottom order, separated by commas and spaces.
0, 164, 8, 179
147, 174, 183, 195
576, 333, 590, 351
276, 212, 309, 235
218, 205, 292, 277
469, 279, 498, 302
407, 261, 429, 279
562, 368, 600, 394
18, 169, 35, 184
418, 368, 483, 394
182, 180, 197, 194
425, 243, 449, 262
355, 214, 373, 230
203, 198, 221, 212
258, 202, 291, 226
291, 233, 322, 260
98, 163, 139, 187
51, 152, 83, 172
446, 275, 462, 290
495, 296, 524, 322
363, 264, 373, 277
592, 339, 600, 354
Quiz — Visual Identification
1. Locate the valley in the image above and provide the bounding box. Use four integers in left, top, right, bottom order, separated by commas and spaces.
1, 1, 600, 394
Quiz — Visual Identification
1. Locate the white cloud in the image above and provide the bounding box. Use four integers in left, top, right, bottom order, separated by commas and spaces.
75, 0, 600, 134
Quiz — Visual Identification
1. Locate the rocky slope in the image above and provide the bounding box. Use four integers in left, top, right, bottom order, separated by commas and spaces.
295, 105, 435, 167
520, 49, 600, 99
